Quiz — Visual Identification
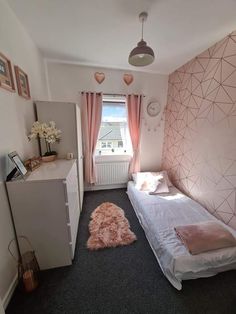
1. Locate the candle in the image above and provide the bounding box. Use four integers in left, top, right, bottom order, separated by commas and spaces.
23, 270, 38, 292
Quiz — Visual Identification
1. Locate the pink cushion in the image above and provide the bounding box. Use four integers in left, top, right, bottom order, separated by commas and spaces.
175, 221, 236, 255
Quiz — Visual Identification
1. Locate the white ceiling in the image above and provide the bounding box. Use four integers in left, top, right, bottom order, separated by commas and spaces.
7, 0, 236, 74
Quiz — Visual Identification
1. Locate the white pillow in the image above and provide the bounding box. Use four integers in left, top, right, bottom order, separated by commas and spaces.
132, 170, 172, 187
133, 172, 164, 192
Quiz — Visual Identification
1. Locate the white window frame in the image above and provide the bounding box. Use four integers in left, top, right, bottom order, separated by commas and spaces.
96, 95, 132, 157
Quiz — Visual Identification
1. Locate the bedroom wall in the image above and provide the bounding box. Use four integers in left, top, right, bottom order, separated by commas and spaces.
0, 0, 48, 306
162, 31, 236, 229
0, 298, 4, 314
46, 62, 168, 171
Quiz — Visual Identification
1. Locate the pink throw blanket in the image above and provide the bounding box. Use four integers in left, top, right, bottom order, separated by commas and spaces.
175, 221, 236, 255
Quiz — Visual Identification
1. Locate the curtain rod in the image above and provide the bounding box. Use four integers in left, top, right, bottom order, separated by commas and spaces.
81, 91, 145, 97
104, 93, 146, 98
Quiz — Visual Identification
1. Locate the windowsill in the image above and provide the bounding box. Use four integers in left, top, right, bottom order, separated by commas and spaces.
95, 154, 132, 163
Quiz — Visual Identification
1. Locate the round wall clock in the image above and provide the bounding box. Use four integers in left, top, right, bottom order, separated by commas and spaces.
147, 102, 161, 117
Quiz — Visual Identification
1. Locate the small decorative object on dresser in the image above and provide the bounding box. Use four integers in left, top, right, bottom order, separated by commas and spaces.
0, 52, 15, 92
66, 152, 74, 160
24, 156, 41, 171
28, 121, 62, 162
14, 66, 30, 99
8, 151, 28, 178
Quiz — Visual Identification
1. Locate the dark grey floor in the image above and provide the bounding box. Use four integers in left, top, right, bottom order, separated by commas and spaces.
6, 189, 236, 314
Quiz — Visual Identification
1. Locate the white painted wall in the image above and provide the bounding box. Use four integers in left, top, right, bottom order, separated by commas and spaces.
46, 62, 168, 170
0, 298, 5, 314
0, 0, 48, 306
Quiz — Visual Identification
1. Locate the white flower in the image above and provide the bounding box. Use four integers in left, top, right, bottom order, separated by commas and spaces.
28, 121, 62, 144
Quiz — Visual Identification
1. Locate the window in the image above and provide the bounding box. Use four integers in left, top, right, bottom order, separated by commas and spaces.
118, 141, 123, 148
101, 141, 113, 149
96, 96, 131, 155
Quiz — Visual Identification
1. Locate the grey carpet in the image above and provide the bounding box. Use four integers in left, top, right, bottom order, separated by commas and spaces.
6, 188, 236, 314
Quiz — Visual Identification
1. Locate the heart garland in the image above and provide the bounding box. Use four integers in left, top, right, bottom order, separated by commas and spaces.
123, 74, 134, 85
94, 72, 134, 85
94, 72, 105, 84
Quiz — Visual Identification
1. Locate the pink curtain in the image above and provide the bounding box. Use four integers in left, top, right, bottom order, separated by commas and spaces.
126, 94, 143, 175
81, 92, 103, 184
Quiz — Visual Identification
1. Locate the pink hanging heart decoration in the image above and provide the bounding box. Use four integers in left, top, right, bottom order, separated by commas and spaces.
94, 72, 105, 84
123, 74, 134, 85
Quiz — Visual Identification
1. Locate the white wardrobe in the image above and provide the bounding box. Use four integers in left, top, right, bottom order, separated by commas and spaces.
35, 101, 84, 208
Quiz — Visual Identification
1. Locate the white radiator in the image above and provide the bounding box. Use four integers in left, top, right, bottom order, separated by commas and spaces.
96, 161, 129, 185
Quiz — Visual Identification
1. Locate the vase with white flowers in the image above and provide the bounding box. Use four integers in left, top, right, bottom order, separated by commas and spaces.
28, 121, 62, 162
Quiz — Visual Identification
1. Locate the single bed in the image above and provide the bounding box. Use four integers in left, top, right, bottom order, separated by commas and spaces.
127, 181, 236, 290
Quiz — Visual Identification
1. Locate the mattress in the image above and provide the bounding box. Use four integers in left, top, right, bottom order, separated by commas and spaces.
127, 181, 236, 290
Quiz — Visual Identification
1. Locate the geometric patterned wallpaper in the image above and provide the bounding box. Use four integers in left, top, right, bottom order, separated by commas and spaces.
162, 31, 236, 229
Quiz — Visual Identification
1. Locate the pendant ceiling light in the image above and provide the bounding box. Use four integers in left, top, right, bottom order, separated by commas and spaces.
128, 12, 155, 67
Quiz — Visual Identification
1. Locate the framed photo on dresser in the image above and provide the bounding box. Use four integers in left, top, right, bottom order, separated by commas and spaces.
14, 65, 31, 99
0, 52, 15, 92
8, 151, 28, 177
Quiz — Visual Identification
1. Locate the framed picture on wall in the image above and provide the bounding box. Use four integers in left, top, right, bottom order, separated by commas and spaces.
14, 65, 31, 99
0, 52, 15, 92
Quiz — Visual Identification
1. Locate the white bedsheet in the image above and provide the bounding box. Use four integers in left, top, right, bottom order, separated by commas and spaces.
127, 181, 236, 290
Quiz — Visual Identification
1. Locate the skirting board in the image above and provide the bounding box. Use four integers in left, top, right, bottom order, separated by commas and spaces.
2, 273, 17, 309
85, 183, 127, 191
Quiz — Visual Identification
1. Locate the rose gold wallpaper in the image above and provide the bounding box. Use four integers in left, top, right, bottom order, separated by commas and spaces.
162, 31, 236, 229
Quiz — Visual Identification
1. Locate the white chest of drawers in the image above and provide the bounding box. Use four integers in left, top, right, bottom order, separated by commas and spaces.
6, 159, 80, 270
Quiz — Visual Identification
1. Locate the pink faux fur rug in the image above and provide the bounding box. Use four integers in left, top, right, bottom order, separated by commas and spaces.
87, 202, 137, 250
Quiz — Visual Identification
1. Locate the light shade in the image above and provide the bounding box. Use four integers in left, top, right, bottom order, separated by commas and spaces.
128, 39, 155, 66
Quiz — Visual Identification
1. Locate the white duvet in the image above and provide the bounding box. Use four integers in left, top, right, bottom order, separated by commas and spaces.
127, 181, 236, 290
